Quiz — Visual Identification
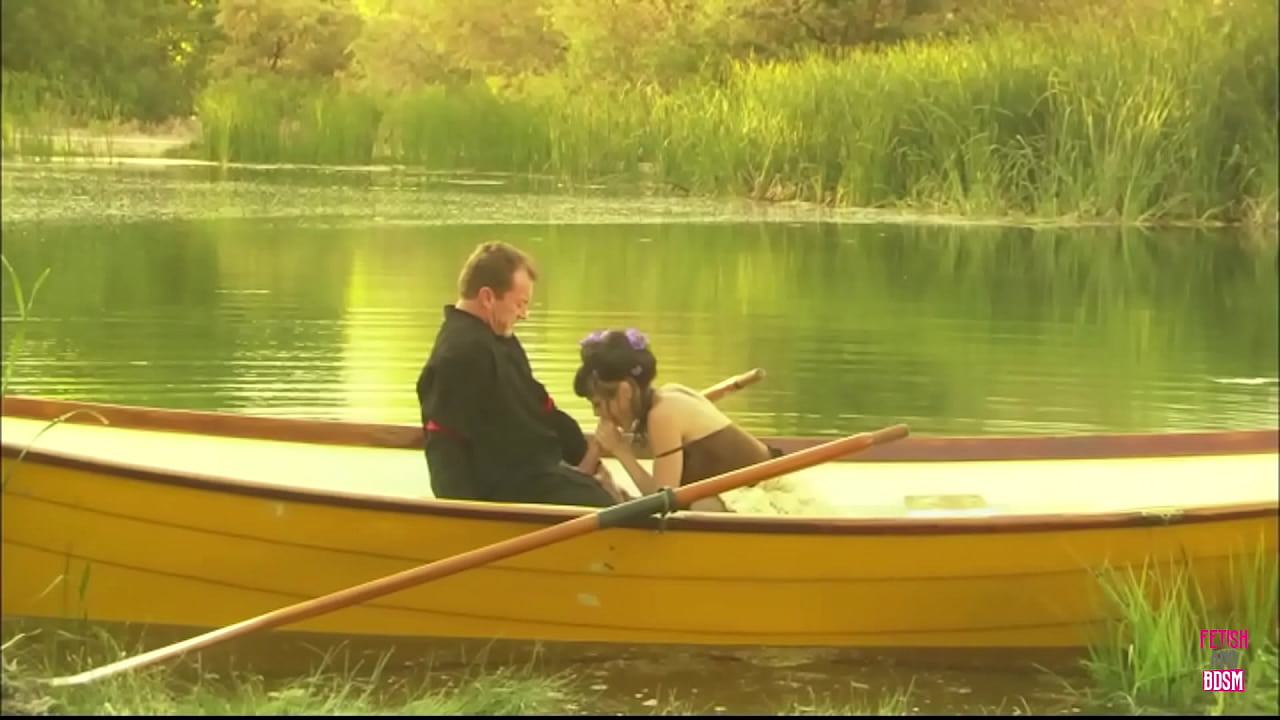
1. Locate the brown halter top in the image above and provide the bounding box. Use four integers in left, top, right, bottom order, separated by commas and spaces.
650, 387, 777, 486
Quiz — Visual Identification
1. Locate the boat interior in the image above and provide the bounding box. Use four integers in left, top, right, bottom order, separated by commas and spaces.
2, 413, 1276, 520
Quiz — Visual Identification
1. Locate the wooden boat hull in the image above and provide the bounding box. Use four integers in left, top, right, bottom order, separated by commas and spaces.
2, 395, 1277, 650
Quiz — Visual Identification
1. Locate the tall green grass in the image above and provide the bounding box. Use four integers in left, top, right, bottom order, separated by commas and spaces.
196, 73, 383, 166
1062, 545, 1279, 716
187, 0, 1277, 225
0, 71, 124, 161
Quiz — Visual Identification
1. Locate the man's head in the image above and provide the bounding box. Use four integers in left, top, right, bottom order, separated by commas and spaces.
455, 242, 538, 337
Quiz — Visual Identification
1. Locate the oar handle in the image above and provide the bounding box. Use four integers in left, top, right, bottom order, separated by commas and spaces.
700, 367, 766, 403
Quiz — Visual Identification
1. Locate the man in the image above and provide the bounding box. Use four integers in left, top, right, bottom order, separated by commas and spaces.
416, 242, 623, 507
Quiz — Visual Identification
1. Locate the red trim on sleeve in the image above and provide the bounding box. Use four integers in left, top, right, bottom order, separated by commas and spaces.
425, 420, 463, 439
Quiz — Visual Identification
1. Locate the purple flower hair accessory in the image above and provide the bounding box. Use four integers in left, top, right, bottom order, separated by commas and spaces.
624, 328, 648, 350
578, 329, 607, 347
578, 328, 648, 351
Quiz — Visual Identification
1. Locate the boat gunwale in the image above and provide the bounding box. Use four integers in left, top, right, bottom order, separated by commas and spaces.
3, 394, 1278, 462
3, 437, 1276, 536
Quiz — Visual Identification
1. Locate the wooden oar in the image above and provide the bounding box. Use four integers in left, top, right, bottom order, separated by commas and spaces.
700, 367, 766, 403
44, 421, 909, 688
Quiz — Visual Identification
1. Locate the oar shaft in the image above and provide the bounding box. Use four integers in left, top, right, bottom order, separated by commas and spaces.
46, 421, 908, 689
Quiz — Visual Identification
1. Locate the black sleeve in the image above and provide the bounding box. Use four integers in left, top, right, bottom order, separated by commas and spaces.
421, 341, 495, 440
419, 342, 497, 499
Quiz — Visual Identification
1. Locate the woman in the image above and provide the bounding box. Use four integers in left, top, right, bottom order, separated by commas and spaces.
572, 328, 785, 513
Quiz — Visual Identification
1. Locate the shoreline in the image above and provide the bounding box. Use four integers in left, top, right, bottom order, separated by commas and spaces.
3, 127, 1276, 234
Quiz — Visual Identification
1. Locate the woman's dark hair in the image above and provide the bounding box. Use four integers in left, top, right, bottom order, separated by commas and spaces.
573, 328, 658, 437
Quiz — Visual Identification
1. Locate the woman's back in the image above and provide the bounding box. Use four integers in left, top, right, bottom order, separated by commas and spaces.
652, 383, 835, 517
652, 384, 775, 486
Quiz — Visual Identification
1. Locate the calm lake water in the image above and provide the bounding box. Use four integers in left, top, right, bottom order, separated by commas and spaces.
1, 159, 1277, 714
2, 160, 1277, 438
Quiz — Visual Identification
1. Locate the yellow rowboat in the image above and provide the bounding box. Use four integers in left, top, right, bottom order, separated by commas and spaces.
2, 395, 1276, 650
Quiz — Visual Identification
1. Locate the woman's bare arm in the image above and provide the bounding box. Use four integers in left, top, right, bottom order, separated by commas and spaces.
611, 400, 684, 494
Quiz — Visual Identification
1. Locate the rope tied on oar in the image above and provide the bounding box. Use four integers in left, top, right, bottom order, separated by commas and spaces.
655, 486, 677, 533
595, 485, 683, 531
42, 420, 909, 689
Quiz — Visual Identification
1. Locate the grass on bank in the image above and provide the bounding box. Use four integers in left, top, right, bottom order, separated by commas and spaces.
0, 626, 578, 716
0, 625, 921, 716
1053, 546, 1279, 716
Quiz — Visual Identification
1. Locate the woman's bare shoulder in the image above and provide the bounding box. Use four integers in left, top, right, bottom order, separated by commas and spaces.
656, 383, 716, 407
654, 383, 730, 424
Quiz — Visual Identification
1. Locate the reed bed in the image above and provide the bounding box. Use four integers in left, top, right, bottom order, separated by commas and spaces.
184, 0, 1276, 225
0, 71, 123, 161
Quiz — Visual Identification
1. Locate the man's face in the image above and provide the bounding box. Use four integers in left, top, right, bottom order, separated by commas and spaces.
482, 267, 532, 337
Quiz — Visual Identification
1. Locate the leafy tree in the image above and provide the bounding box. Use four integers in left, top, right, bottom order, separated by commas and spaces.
0, 0, 1130, 123
211, 0, 364, 79
1, 0, 219, 122
344, 6, 464, 93
346, 0, 564, 93
425, 0, 566, 77
542, 0, 959, 84
547, 0, 722, 83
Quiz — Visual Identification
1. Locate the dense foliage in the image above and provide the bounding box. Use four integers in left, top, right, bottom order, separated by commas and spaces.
0, 0, 1118, 123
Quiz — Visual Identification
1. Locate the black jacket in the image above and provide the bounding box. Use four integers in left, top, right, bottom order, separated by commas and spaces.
416, 305, 586, 501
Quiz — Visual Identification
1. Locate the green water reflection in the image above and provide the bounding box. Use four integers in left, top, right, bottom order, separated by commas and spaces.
1, 165, 1276, 437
